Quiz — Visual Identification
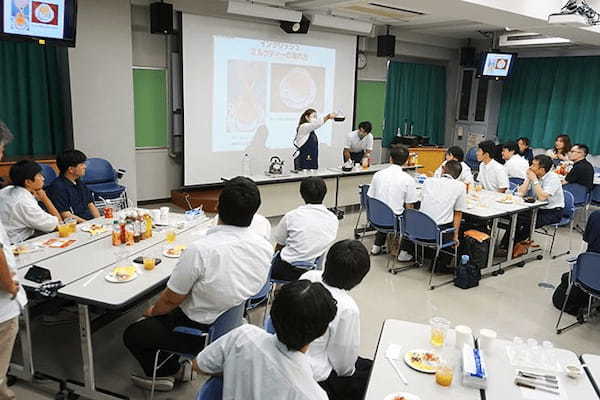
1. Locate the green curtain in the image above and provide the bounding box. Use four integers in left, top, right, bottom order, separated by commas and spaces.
0, 40, 72, 157
383, 62, 446, 147
497, 56, 600, 154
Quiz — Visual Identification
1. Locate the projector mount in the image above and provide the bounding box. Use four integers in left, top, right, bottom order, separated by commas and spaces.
559, 0, 600, 25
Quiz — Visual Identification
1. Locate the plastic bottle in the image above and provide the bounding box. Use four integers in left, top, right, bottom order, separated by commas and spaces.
461, 255, 470, 265
112, 220, 121, 246
145, 213, 153, 239
133, 212, 141, 243
125, 220, 135, 246
137, 212, 146, 241
242, 153, 251, 177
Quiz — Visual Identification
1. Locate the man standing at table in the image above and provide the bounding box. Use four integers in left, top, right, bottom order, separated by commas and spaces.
476, 140, 509, 193
0, 121, 27, 400
343, 121, 373, 165
47, 150, 101, 222
123, 177, 272, 392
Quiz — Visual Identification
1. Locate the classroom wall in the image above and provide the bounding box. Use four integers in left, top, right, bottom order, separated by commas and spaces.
69, 0, 138, 204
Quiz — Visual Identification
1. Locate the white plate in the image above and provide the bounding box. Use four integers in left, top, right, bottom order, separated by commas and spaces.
105, 270, 138, 283
80, 223, 106, 233
404, 349, 440, 374
163, 249, 183, 258
35, 3, 54, 23
384, 393, 421, 400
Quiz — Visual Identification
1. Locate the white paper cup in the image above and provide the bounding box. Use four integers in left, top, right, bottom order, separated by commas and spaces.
455, 325, 473, 349
160, 207, 170, 224
478, 329, 497, 354
151, 209, 161, 225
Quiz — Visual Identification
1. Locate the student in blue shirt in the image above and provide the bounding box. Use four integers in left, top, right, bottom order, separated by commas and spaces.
47, 150, 100, 222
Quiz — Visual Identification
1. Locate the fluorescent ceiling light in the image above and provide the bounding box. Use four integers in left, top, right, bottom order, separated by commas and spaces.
227, 0, 302, 23
307, 14, 373, 34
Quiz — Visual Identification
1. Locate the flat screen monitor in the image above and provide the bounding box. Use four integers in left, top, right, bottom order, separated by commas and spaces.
477, 51, 516, 80
0, 0, 77, 47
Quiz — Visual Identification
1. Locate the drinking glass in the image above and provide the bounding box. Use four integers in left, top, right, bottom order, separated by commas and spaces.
58, 224, 70, 238
165, 229, 176, 244
430, 317, 450, 348
143, 257, 156, 271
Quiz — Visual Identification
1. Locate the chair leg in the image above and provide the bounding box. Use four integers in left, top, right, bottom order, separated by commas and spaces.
555, 284, 584, 334
150, 350, 161, 400
428, 248, 441, 290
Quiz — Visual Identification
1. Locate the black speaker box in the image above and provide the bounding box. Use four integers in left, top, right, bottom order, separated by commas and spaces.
460, 46, 476, 67
377, 35, 395, 57
150, 2, 174, 34
280, 16, 310, 34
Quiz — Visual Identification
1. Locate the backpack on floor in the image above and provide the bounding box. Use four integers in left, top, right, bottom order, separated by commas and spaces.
462, 230, 490, 270
454, 255, 480, 289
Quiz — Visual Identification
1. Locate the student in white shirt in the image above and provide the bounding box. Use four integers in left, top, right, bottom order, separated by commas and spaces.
0, 122, 27, 400
301, 240, 372, 400
271, 177, 339, 281
193, 280, 337, 400
368, 146, 418, 259
343, 121, 374, 165
293, 108, 336, 170
476, 140, 509, 193
514, 155, 565, 246
250, 214, 271, 241
123, 177, 272, 392
433, 146, 474, 185
0, 160, 61, 244
501, 142, 529, 181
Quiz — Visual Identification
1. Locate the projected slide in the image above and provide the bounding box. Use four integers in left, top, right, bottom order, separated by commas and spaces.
213, 36, 336, 152
4, 0, 65, 39
482, 53, 513, 77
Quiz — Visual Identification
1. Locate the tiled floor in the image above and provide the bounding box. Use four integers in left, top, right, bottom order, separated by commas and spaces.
10, 209, 600, 399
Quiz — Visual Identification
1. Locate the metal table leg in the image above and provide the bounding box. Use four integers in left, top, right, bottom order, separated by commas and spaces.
9, 304, 35, 382
493, 214, 518, 276
484, 218, 498, 272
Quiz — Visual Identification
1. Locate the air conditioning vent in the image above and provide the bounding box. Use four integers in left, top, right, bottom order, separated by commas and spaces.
499, 32, 572, 48
338, 1, 426, 21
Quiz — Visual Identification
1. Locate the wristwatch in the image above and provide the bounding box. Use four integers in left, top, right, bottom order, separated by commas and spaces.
532, 180, 540, 186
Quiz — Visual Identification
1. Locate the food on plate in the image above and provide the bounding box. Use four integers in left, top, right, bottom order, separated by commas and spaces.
111, 266, 137, 281
406, 350, 440, 372
12, 245, 28, 256
498, 194, 514, 204
393, 397, 406, 400
166, 245, 187, 257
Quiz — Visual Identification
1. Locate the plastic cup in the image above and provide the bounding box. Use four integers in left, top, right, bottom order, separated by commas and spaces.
143, 257, 156, 271
58, 224, 70, 238
430, 317, 450, 348
435, 364, 454, 387
65, 217, 77, 233
165, 229, 176, 244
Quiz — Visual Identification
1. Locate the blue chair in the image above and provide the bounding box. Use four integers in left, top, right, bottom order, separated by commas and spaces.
354, 184, 370, 240
246, 272, 272, 326
591, 184, 600, 206
81, 157, 127, 209
564, 183, 591, 231
366, 195, 401, 271
264, 316, 275, 334
509, 182, 519, 193
38, 163, 57, 188
556, 252, 600, 334
401, 209, 458, 290
536, 191, 575, 259
150, 303, 245, 399
465, 146, 480, 172
509, 177, 524, 187
196, 377, 223, 400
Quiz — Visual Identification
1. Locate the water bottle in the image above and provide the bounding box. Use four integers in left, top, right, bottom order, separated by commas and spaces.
241, 153, 251, 177
461, 255, 469, 265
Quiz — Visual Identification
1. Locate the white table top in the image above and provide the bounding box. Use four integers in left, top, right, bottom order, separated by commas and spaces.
364, 319, 480, 400
58, 218, 213, 309
485, 339, 597, 400
581, 354, 600, 397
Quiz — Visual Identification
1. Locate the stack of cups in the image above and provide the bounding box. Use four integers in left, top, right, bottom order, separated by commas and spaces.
479, 329, 497, 355
160, 207, 170, 225
455, 325, 474, 349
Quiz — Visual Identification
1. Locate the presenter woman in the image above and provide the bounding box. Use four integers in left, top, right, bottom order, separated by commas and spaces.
293, 108, 336, 170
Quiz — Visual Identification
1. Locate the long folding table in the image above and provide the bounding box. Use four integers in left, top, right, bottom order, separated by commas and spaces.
581, 354, 600, 398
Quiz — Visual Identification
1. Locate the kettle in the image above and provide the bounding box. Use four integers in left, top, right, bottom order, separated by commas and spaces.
268, 156, 284, 175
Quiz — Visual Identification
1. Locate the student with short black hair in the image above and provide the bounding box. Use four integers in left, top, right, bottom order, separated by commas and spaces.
343, 121, 374, 164
271, 177, 339, 281
301, 240, 372, 400
123, 177, 272, 392
564, 144, 594, 190
517, 137, 534, 164
0, 161, 61, 243
47, 150, 100, 222
368, 146, 418, 259
193, 280, 336, 400
433, 146, 474, 184
476, 140, 509, 193
501, 141, 529, 180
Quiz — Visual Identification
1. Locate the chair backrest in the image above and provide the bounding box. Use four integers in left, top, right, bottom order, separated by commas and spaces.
81, 158, 117, 185
197, 377, 223, 400
402, 208, 439, 242
564, 183, 590, 206
573, 252, 600, 294
509, 177, 524, 187
562, 190, 575, 220
38, 163, 57, 188
465, 147, 480, 171
209, 302, 245, 343
358, 184, 370, 209
366, 195, 395, 229
592, 185, 600, 204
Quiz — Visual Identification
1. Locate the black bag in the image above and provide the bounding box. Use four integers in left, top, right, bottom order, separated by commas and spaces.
462, 232, 490, 270
454, 259, 481, 289
552, 272, 590, 316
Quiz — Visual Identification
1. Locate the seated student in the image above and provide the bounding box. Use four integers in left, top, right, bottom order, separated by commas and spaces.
546, 134, 571, 162
301, 240, 372, 400
368, 146, 418, 259
271, 177, 339, 281
193, 280, 336, 400
0, 161, 61, 244
47, 150, 100, 222
517, 137, 534, 164
123, 177, 272, 392
476, 140, 509, 193
343, 121, 373, 164
433, 146, 474, 184
514, 155, 564, 247
563, 144, 594, 191
501, 141, 529, 180
421, 160, 466, 246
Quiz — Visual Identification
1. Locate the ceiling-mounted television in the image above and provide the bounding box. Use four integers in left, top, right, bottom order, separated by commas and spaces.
477, 51, 517, 80
0, 0, 77, 47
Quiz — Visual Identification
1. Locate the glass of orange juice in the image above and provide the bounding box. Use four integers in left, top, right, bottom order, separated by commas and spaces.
430, 317, 450, 348
435, 363, 454, 387
165, 229, 176, 244
143, 257, 156, 271
58, 223, 70, 238
65, 217, 77, 233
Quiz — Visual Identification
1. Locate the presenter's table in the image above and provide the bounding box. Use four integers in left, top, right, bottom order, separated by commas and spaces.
10, 213, 212, 400
581, 354, 600, 398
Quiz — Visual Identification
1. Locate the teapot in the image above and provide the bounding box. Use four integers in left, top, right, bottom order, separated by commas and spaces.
268, 156, 284, 175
